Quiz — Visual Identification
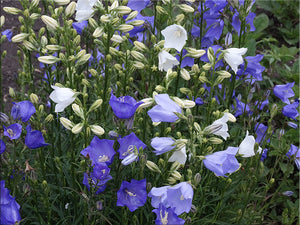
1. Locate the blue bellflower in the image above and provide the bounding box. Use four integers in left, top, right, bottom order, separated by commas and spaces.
0, 139, 6, 154
11, 101, 36, 122
117, 179, 147, 212
117, 132, 146, 160
273, 82, 295, 104
175, 50, 194, 68
127, 0, 150, 13
148, 94, 182, 123
151, 137, 176, 155
166, 182, 194, 215
72, 20, 88, 34
282, 101, 299, 120
286, 144, 300, 170
260, 148, 268, 162
25, 125, 49, 149
83, 163, 113, 194
237, 54, 265, 83
152, 203, 185, 225
109, 92, 143, 119
203, 146, 240, 177
3, 123, 22, 140
81, 136, 115, 166
1, 29, 13, 42
148, 186, 170, 208
0, 180, 21, 225
232, 12, 256, 36
255, 123, 268, 144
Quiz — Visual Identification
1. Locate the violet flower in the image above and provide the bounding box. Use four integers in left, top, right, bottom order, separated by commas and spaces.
273, 82, 295, 104
255, 123, 268, 144
203, 146, 240, 177
72, 20, 88, 34
81, 136, 115, 166
3, 124, 22, 140
152, 203, 185, 225
0, 139, 6, 154
109, 92, 143, 119
148, 94, 182, 123
117, 179, 147, 212
127, 0, 150, 13
11, 100, 36, 122
282, 101, 299, 120
151, 137, 176, 155
286, 144, 300, 170
1, 29, 13, 42
0, 180, 21, 225
25, 125, 49, 149
148, 186, 170, 208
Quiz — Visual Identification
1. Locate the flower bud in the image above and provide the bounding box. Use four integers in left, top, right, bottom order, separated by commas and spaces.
146, 161, 161, 173
172, 97, 185, 108
175, 14, 185, 23
9, 87, 15, 97
207, 47, 215, 64
111, 34, 124, 43
11, 33, 29, 42
65, 1, 76, 17
217, 70, 231, 78
72, 104, 84, 119
77, 54, 91, 65
226, 112, 236, 122
45, 114, 54, 123
90, 125, 105, 136
138, 98, 154, 109
178, 4, 194, 13
198, 75, 208, 83
89, 69, 97, 77
156, 5, 168, 15
194, 122, 201, 132
115, 6, 131, 14
72, 123, 84, 134
171, 171, 182, 180
202, 63, 211, 70
88, 99, 103, 112
131, 50, 146, 61
118, 24, 134, 32
41, 15, 59, 30
180, 68, 190, 80
30, 93, 39, 104
100, 14, 110, 23
23, 40, 36, 51
38, 55, 60, 64
208, 137, 223, 144
3, 7, 21, 15
39, 104, 44, 113
133, 41, 147, 51
183, 100, 195, 108
128, 20, 144, 26
0, 16, 5, 27
170, 161, 181, 171
126, 10, 138, 21
132, 61, 145, 69
30, 13, 40, 20
194, 173, 201, 186
60, 117, 74, 130
93, 27, 104, 38
54, 0, 70, 5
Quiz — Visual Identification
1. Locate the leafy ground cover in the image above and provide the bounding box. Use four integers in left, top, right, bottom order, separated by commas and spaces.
0, 0, 299, 224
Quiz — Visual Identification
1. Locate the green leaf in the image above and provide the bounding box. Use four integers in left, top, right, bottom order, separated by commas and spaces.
253, 13, 269, 33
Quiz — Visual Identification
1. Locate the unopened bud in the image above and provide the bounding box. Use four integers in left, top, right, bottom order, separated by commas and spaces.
72, 104, 84, 119
90, 125, 105, 136
41, 15, 59, 30
167, 177, 177, 184
45, 114, 54, 123
180, 68, 190, 80
202, 63, 211, 70
183, 100, 195, 108
138, 98, 154, 109
71, 123, 84, 134
178, 4, 194, 13
115, 6, 131, 14
194, 173, 201, 186
65, 1, 76, 17
38, 55, 60, 64
9, 87, 15, 97
93, 27, 104, 38
126, 10, 138, 21
3, 7, 21, 15
110, 34, 123, 43
128, 20, 144, 26
175, 14, 185, 23
0, 16, 5, 27
156, 5, 168, 15
132, 61, 145, 69
208, 137, 223, 144
54, 0, 70, 6
60, 117, 74, 130
11, 33, 29, 42
133, 41, 147, 51
30, 93, 39, 104
131, 50, 145, 61
146, 160, 161, 173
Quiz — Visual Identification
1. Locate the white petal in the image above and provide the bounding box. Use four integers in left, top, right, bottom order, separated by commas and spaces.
238, 130, 256, 157
168, 146, 187, 165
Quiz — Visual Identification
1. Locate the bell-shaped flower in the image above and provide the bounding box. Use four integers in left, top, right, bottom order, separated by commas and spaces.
11, 101, 36, 122
117, 179, 147, 212
25, 125, 49, 149
166, 182, 194, 215
158, 50, 179, 72
161, 24, 187, 52
72, 20, 88, 34
203, 146, 240, 177
81, 136, 115, 166
148, 94, 182, 123
109, 92, 143, 119
1, 29, 13, 42
82, 163, 113, 194
286, 144, 300, 170
152, 203, 185, 225
273, 82, 295, 104
75, 0, 97, 22
168, 146, 187, 165
148, 186, 170, 208
223, 47, 247, 74
282, 101, 299, 120
204, 113, 229, 140
3, 123, 22, 140
238, 131, 256, 157
0, 139, 5, 154
118, 132, 146, 158
0, 180, 21, 225
49, 85, 76, 113
151, 137, 176, 155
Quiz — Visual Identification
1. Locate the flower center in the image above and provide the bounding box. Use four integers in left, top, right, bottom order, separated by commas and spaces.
124, 188, 136, 198
180, 195, 185, 201
175, 30, 182, 38
98, 155, 109, 162
160, 210, 168, 225
122, 145, 135, 157
7, 128, 16, 137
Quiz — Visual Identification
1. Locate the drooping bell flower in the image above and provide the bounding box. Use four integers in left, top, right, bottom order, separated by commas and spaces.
151, 137, 176, 155
117, 179, 147, 212
11, 100, 36, 122
161, 24, 187, 52
238, 131, 256, 157
81, 136, 115, 166
273, 82, 295, 104
223, 48, 248, 74
3, 124, 22, 140
152, 203, 185, 225
282, 101, 299, 120
109, 92, 143, 119
203, 146, 240, 177
1, 29, 13, 42
0, 180, 21, 224
158, 50, 180, 72
148, 186, 170, 208
75, 0, 97, 22
25, 125, 49, 149
168, 146, 187, 165
148, 94, 182, 123
255, 123, 268, 144
286, 144, 300, 170
204, 113, 230, 140
117, 132, 146, 163
49, 85, 76, 113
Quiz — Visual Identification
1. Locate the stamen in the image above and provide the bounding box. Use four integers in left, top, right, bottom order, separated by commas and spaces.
160, 210, 168, 225
7, 128, 15, 137
98, 155, 109, 162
